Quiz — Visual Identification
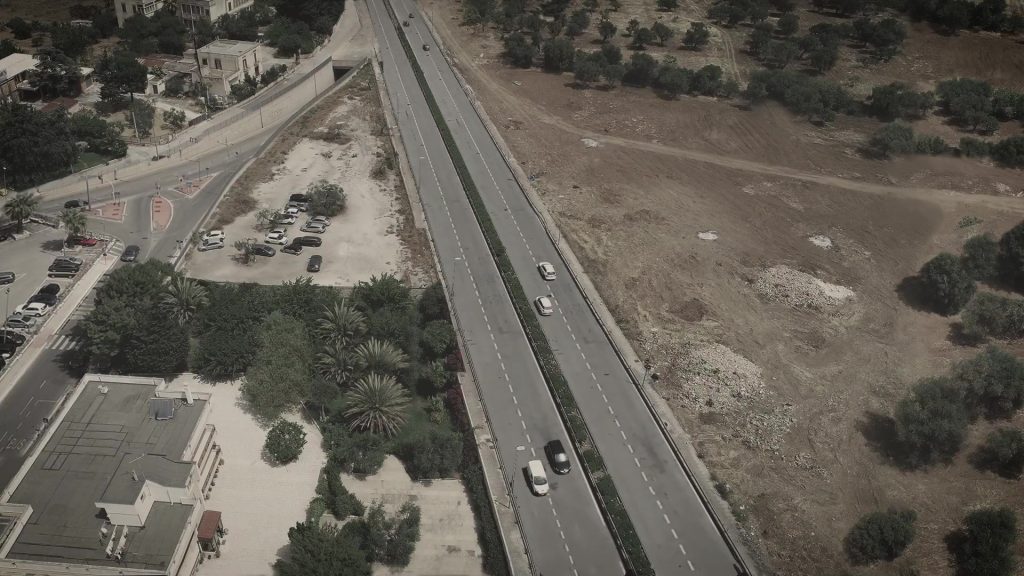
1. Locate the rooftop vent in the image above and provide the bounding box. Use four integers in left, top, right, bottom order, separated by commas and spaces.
151, 398, 175, 421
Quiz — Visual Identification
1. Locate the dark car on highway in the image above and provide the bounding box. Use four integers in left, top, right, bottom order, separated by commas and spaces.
0, 272, 14, 285
295, 236, 323, 247
544, 440, 572, 474
251, 244, 276, 257
307, 255, 322, 272
121, 245, 141, 262
63, 199, 89, 209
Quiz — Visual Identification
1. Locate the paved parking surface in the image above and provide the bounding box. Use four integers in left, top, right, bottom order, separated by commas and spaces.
0, 226, 79, 321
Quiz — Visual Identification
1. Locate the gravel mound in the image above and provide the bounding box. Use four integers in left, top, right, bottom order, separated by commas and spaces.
755, 265, 855, 313
676, 343, 765, 414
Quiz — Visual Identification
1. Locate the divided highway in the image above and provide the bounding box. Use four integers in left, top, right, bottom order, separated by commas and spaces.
387, 0, 746, 574
368, 3, 622, 575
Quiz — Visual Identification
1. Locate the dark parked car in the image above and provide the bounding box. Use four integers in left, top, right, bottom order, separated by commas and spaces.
0, 339, 19, 358
281, 243, 303, 255
289, 193, 309, 203
307, 255, 322, 273
544, 440, 571, 474
295, 236, 323, 247
38, 283, 60, 295
0, 330, 26, 345
63, 199, 89, 209
121, 245, 140, 262
53, 256, 83, 267
48, 264, 80, 277
0, 272, 14, 285
251, 244, 276, 257
28, 293, 58, 306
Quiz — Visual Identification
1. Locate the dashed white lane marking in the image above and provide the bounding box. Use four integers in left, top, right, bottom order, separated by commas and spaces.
656, 500, 663, 510
634, 457, 641, 468
642, 471, 649, 482
649, 486, 656, 496
619, 430, 626, 440
627, 444, 635, 454
663, 514, 672, 525
688, 560, 695, 571
607, 406, 614, 416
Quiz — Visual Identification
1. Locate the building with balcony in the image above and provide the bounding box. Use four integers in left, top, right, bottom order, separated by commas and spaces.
0, 375, 223, 576
115, 0, 254, 28
0, 53, 38, 103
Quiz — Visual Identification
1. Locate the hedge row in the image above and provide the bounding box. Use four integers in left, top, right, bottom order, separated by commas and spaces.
382, 3, 653, 574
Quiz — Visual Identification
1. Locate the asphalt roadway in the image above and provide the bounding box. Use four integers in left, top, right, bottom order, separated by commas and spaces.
368, 3, 624, 576
386, 0, 745, 574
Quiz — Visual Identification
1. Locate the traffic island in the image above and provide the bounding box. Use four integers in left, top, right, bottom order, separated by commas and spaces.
151, 195, 173, 233
88, 201, 126, 223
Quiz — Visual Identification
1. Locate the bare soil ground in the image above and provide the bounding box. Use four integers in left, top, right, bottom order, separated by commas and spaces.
425, 1, 1024, 574
187, 66, 434, 287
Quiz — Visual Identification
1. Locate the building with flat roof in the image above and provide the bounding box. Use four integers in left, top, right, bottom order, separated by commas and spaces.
169, 39, 260, 99
0, 375, 223, 576
0, 53, 38, 103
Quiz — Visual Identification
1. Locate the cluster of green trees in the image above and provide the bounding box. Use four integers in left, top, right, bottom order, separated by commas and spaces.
904, 0, 1021, 34
915, 220, 1024, 323
0, 102, 116, 189
279, 498, 421, 576
893, 347, 1024, 467
121, 7, 191, 55
744, 68, 853, 121
843, 506, 1018, 575
867, 121, 948, 158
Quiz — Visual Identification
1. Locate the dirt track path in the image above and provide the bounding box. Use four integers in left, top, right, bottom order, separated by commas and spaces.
428, 9, 1024, 215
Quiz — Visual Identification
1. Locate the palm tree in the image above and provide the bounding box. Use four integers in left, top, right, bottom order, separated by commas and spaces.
352, 273, 411, 312
343, 373, 410, 436
4, 192, 39, 233
58, 207, 87, 238
316, 340, 359, 387
354, 338, 408, 376
159, 276, 209, 326
317, 300, 367, 347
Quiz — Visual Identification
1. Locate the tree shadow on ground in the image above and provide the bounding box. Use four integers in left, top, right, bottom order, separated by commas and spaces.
40, 238, 65, 252
895, 275, 935, 313
856, 411, 915, 470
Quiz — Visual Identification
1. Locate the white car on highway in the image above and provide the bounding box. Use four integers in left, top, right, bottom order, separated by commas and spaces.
15, 302, 50, 317
534, 296, 553, 316
537, 262, 556, 281
526, 460, 549, 496
265, 229, 289, 245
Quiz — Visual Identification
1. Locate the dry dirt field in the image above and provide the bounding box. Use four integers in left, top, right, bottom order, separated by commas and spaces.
187, 66, 433, 287
425, 1, 1024, 574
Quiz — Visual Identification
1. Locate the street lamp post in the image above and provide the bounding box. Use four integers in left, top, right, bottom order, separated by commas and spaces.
3, 287, 9, 343
84, 176, 92, 207
2, 166, 7, 190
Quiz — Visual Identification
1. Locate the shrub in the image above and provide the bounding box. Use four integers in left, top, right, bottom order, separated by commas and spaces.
317, 464, 365, 518
265, 419, 307, 464
914, 135, 949, 155
895, 377, 970, 466
991, 135, 1024, 168
952, 346, 1024, 420
503, 32, 536, 68
542, 37, 575, 72
683, 22, 711, 50
974, 428, 1024, 478
394, 425, 462, 479
421, 319, 456, 359
999, 221, 1024, 289
844, 509, 917, 565
962, 234, 999, 281
959, 137, 991, 158
950, 507, 1018, 576
230, 78, 257, 101
260, 63, 287, 86
918, 252, 976, 315
324, 425, 387, 475
307, 180, 347, 216
961, 293, 1024, 341
869, 122, 916, 158
744, 69, 852, 122
623, 52, 658, 87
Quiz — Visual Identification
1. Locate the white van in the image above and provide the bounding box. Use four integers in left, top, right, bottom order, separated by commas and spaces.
527, 460, 549, 496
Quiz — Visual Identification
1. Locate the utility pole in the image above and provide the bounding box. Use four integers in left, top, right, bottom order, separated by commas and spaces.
84, 176, 92, 207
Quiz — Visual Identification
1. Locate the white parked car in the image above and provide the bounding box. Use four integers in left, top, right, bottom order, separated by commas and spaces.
534, 296, 553, 316
197, 240, 225, 252
284, 207, 301, 217
265, 229, 289, 245
15, 302, 50, 317
202, 230, 225, 243
300, 222, 327, 234
275, 214, 298, 225
5, 314, 37, 330
537, 262, 556, 281
308, 215, 331, 227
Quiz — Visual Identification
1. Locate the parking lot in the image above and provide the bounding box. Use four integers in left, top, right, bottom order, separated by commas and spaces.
184, 93, 412, 287
0, 226, 85, 324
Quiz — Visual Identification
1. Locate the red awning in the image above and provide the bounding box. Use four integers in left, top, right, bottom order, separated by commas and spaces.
197, 510, 222, 541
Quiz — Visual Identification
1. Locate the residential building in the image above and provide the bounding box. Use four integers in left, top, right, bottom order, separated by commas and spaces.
171, 39, 256, 97
0, 375, 223, 576
0, 53, 37, 103
114, 0, 167, 27
115, 0, 254, 27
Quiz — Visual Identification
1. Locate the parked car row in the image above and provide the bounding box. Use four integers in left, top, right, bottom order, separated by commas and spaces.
261, 198, 331, 273
4, 282, 62, 336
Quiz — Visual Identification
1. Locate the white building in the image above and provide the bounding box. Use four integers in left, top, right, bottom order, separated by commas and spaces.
115, 0, 254, 28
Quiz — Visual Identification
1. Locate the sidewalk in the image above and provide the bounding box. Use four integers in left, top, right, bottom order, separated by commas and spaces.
0, 246, 119, 408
